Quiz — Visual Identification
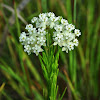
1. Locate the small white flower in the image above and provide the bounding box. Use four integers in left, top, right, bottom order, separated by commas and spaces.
66, 24, 75, 31
75, 29, 81, 37
66, 49, 68, 53
50, 22, 55, 29
62, 47, 66, 51
28, 28, 37, 34
25, 24, 33, 30
61, 19, 68, 25
68, 42, 74, 51
56, 33, 63, 40
50, 16, 59, 22
73, 39, 79, 46
54, 25, 63, 32
30, 36, 36, 44
31, 17, 38, 23
53, 42, 58, 45
68, 33, 75, 41
47, 12, 55, 17
19, 32, 26, 42
53, 32, 64, 47
32, 44, 43, 56
63, 30, 71, 39
36, 21, 41, 28
62, 47, 68, 53
42, 17, 48, 22
24, 45, 31, 54
37, 36, 46, 45
40, 22, 47, 29
26, 38, 31, 44
57, 16, 62, 20
38, 28, 46, 35
39, 13, 46, 20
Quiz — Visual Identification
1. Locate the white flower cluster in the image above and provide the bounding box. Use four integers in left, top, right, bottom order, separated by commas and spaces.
19, 12, 81, 55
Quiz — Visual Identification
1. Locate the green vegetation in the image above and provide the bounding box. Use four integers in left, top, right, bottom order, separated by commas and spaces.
0, 0, 100, 100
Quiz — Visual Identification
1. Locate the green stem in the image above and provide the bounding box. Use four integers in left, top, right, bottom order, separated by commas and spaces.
47, 47, 60, 100
40, 46, 60, 100
74, 0, 76, 24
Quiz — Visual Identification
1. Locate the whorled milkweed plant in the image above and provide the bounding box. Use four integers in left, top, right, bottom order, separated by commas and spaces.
19, 12, 81, 100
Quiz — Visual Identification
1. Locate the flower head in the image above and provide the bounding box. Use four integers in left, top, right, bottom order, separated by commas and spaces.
19, 12, 81, 55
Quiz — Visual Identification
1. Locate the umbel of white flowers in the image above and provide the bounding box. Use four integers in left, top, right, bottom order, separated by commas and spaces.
19, 12, 81, 55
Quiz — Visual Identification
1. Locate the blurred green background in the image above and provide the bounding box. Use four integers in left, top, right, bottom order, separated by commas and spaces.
0, 0, 100, 100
